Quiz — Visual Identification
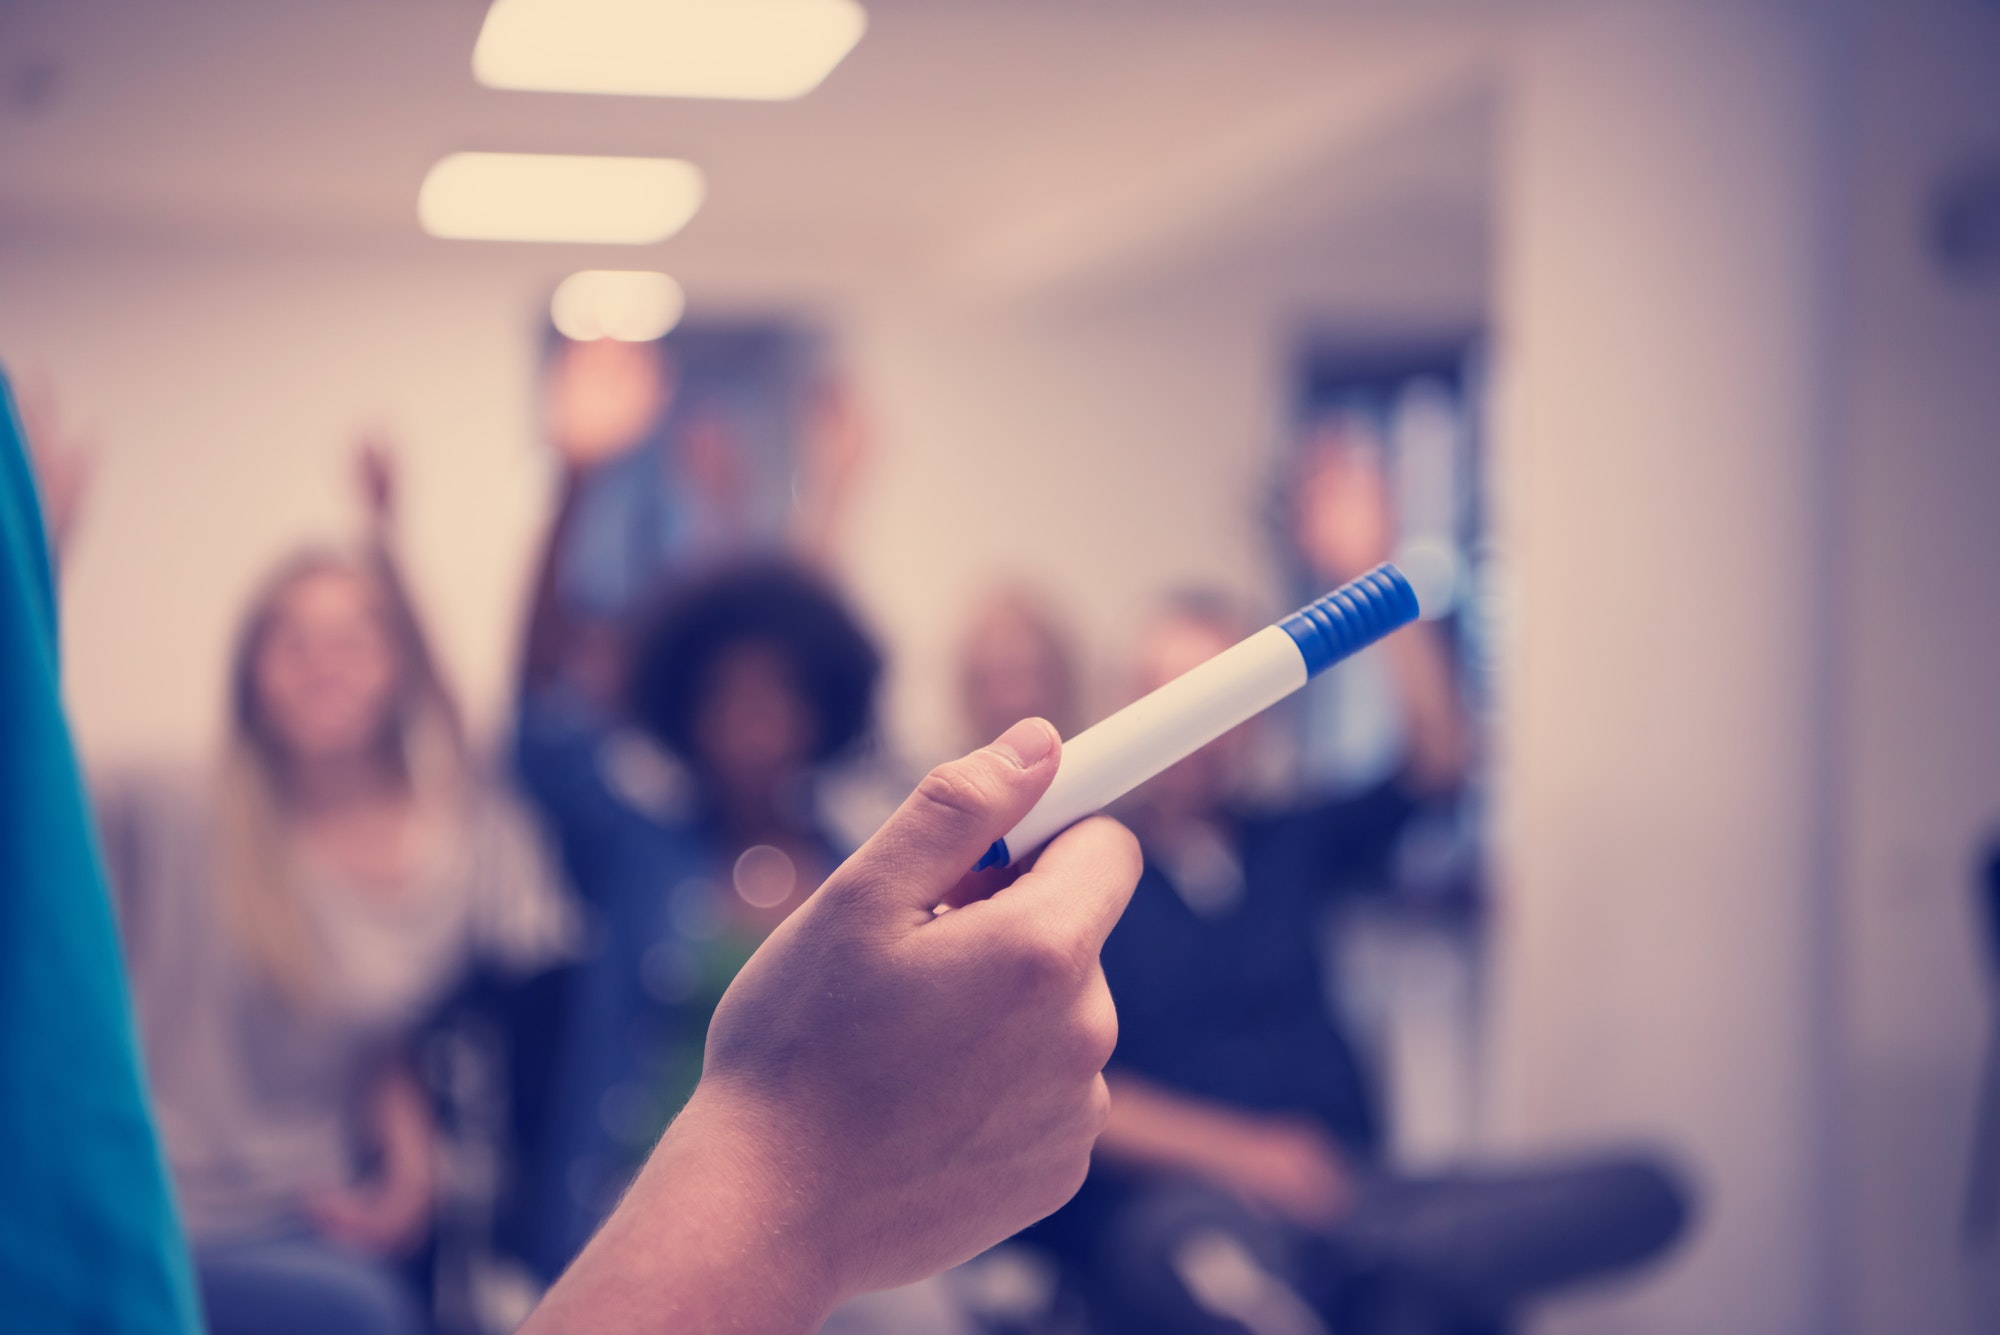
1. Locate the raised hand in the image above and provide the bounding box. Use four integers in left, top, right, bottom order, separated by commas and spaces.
1294, 424, 1396, 586
792, 378, 872, 564
354, 430, 398, 537
17, 380, 94, 557
542, 338, 672, 471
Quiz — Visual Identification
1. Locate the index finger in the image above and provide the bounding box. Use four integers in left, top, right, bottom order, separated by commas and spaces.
990, 815, 1141, 952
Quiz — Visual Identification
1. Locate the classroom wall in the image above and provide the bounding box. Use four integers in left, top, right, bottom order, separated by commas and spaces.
0, 88, 1487, 774
1491, 2, 2000, 1332
0, 233, 555, 768
1489, 4, 1845, 1330
836, 93, 1491, 760
0, 240, 1305, 771
839, 293, 1285, 761
1838, 1, 2000, 1328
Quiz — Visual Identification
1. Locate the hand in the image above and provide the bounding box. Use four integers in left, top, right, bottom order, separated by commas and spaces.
1295, 426, 1395, 585
524, 719, 1142, 1333
791, 380, 872, 564
1208, 1114, 1355, 1230
543, 338, 671, 470
306, 1061, 437, 1257
700, 722, 1137, 1291
355, 431, 397, 534
305, 1173, 433, 1257
17, 380, 94, 555
801, 380, 871, 496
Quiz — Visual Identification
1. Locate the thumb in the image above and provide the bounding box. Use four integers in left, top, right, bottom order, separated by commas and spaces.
824, 719, 1060, 921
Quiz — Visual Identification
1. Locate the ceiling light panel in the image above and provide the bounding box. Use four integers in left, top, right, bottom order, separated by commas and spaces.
418, 153, 705, 244
551, 270, 687, 341
474, 0, 867, 101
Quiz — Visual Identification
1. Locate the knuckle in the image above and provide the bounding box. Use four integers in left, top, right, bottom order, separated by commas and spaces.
1009, 929, 1083, 993
1058, 1007, 1115, 1077
1079, 1001, 1118, 1071
1085, 1073, 1112, 1134
913, 760, 996, 824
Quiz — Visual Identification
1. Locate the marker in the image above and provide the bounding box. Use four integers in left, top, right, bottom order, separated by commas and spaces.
976, 563, 1420, 870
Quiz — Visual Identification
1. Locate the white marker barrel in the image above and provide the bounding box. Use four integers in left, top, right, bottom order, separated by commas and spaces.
978, 563, 1419, 869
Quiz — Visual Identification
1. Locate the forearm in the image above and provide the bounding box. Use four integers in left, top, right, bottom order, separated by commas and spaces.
1381, 622, 1471, 794
522, 1084, 838, 1335
1099, 1072, 1263, 1180
373, 1061, 437, 1203
788, 385, 865, 571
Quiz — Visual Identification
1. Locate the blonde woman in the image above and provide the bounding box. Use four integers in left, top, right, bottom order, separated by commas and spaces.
83, 449, 575, 1335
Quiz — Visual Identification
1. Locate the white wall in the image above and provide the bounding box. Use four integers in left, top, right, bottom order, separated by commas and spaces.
841, 293, 1285, 760
1489, 3, 1844, 1330
0, 232, 556, 766
1492, 2, 2000, 1332
1838, 2, 2000, 1329
840, 94, 1492, 760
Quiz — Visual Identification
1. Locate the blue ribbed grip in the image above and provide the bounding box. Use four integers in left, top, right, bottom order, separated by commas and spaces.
1278, 563, 1420, 677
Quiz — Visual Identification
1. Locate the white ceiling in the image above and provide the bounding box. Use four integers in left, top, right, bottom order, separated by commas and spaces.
0, 0, 1508, 308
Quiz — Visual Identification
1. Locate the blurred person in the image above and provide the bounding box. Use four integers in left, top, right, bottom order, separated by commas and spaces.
1, 368, 1145, 1335
46, 425, 578, 1335
522, 336, 677, 707
1033, 451, 1688, 1334
513, 557, 884, 1274
509, 332, 882, 1275
957, 583, 1085, 747
525, 333, 869, 710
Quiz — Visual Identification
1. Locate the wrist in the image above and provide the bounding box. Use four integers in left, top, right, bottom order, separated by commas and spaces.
662, 1080, 845, 1308
527, 1082, 843, 1335
1186, 1108, 1285, 1180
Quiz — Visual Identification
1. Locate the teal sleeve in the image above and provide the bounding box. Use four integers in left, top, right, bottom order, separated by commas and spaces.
0, 369, 203, 1333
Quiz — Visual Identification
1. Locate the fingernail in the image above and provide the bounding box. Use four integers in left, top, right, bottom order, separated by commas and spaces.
991, 718, 1056, 770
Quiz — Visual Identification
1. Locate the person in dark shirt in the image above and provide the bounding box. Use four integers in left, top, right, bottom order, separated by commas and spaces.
1101, 778, 1416, 1164
1041, 453, 1690, 1333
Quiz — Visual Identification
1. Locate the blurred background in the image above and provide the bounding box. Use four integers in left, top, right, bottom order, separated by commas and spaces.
3, 0, 1997, 1332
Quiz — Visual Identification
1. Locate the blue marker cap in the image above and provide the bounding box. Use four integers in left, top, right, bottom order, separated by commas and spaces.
972, 564, 1420, 873
1278, 563, 1420, 677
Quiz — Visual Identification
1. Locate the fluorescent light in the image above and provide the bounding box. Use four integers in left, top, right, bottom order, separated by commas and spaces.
474, 0, 867, 101
551, 270, 686, 341
418, 153, 704, 244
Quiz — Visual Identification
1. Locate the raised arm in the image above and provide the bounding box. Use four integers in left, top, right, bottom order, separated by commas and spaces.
517, 463, 596, 696
788, 378, 871, 570
354, 437, 463, 747
1096, 1071, 1354, 1229
519, 338, 668, 701
1294, 436, 1472, 794
16, 379, 93, 573
521, 720, 1141, 1334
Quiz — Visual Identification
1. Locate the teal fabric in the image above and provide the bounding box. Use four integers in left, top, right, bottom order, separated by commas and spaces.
0, 368, 202, 1333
